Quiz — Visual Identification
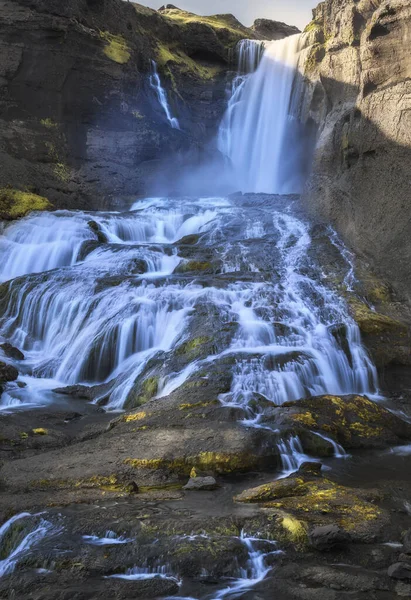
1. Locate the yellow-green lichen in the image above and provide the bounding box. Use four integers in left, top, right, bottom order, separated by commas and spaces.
100, 32, 131, 64
32, 428, 48, 436
123, 411, 147, 423
0, 188, 53, 220
40, 118, 58, 129
124, 451, 262, 475
176, 336, 210, 356
54, 163, 71, 183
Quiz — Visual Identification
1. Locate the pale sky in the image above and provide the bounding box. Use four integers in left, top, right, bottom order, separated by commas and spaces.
140, 1, 315, 30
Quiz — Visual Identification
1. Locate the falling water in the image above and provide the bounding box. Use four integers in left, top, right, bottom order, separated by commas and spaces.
149, 61, 180, 129
218, 35, 310, 194
0, 513, 61, 578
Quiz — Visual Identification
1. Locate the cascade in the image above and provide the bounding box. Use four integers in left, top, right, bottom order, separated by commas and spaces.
149, 61, 180, 129
218, 34, 309, 194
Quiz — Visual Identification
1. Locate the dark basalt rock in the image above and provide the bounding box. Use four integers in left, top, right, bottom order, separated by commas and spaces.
183, 476, 218, 491
308, 524, 351, 552
0, 361, 19, 383
0, 342, 24, 360
388, 562, 411, 580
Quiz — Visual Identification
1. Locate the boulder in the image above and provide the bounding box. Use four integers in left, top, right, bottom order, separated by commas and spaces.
308, 524, 350, 551
272, 395, 411, 452
388, 562, 411, 581
0, 362, 18, 383
0, 343, 24, 360
183, 476, 218, 491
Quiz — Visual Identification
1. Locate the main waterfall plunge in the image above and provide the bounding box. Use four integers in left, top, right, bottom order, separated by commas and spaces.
218, 35, 312, 194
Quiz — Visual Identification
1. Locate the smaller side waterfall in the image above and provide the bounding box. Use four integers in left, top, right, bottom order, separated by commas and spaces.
150, 61, 180, 130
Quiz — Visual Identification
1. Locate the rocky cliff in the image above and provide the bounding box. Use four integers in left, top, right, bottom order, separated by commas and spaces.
300, 0, 411, 301
0, 0, 297, 215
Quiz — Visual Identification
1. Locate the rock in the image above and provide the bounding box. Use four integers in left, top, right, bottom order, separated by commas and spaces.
403, 529, 411, 554
234, 471, 386, 542
251, 18, 300, 40
0, 361, 18, 383
0, 0, 272, 209
183, 476, 218, 491
274, 395, 411, 452
308, 525, 350, 552
0, 343, 24, 360
301, 0, 411, 300
396, 582, 411, 597
388, 562, 411, 580
298, 462, 322, 476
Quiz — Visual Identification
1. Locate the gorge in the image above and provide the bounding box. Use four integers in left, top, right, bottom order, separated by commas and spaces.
0, 1, 411, 599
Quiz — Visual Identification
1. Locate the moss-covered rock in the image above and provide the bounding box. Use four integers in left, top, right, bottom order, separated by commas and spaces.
273, 395, 411, 451
100, 31, 131, 64
348, 298, 410, 367
235, 471, 386, 542
0, 188, 52, 220
125, 376, 159, 410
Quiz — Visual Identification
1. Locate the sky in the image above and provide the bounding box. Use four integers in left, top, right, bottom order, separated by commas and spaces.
140, 1, 315, 30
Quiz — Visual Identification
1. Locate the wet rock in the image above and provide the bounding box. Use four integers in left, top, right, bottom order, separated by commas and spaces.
183, 476, 218, 491
87, 220, 108, 244
235, 472, 385, 543
348, 299, 411, 368
298, 462, 323, 476
396, 582, 411, 597
309, 524, 350, 552
0, 361, 18, 383
275, 395, 411, 451
402, 529, 411, 554
388, 562, 411, 580
0, 342, 24, 360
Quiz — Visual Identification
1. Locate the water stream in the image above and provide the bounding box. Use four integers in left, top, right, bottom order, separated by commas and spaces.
0, 35, 385, 599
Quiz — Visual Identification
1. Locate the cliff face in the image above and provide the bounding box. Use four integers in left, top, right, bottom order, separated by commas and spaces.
301, 0, 411, 300
0, 0, 300, 214
0, 1, 252, 211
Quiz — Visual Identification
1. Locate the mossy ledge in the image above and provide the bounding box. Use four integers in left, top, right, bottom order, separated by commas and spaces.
0, 188, 53, 220
124, 451, 265, 475
100, 31, 131, 64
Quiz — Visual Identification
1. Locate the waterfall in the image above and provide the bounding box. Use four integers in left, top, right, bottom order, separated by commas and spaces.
218, 35, 309, 194
149, 61, 180, 129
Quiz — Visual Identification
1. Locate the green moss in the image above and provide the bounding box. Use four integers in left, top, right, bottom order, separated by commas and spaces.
54, 163, 71, 183
156, 42, 224, 81
124, 451, 264, 475
304, 20, 322, 34
177, 261, 213, 273
100, 32, 131, 64
176, 336, 210, 356
0, 188, 53, 220
131, 110, 144, 119
40, 118, 57, 129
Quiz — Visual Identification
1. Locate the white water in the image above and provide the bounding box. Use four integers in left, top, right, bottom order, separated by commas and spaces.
83, 531, 134, 545
164, 532, 281, 600
150, 61, 180, 129
218, 35, 307, 194
0, 197, 379, 423
0, 513, 60, 578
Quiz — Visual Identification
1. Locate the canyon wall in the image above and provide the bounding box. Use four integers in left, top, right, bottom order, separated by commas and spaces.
0, 0, 297, 214
301, 0, 411, 300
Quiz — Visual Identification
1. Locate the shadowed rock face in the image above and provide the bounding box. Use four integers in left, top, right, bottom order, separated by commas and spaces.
0, 0, 270, 213
300, 0, 411, 301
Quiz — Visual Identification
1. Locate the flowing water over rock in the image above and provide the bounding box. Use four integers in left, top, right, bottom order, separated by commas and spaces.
0, 196, 378, 422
